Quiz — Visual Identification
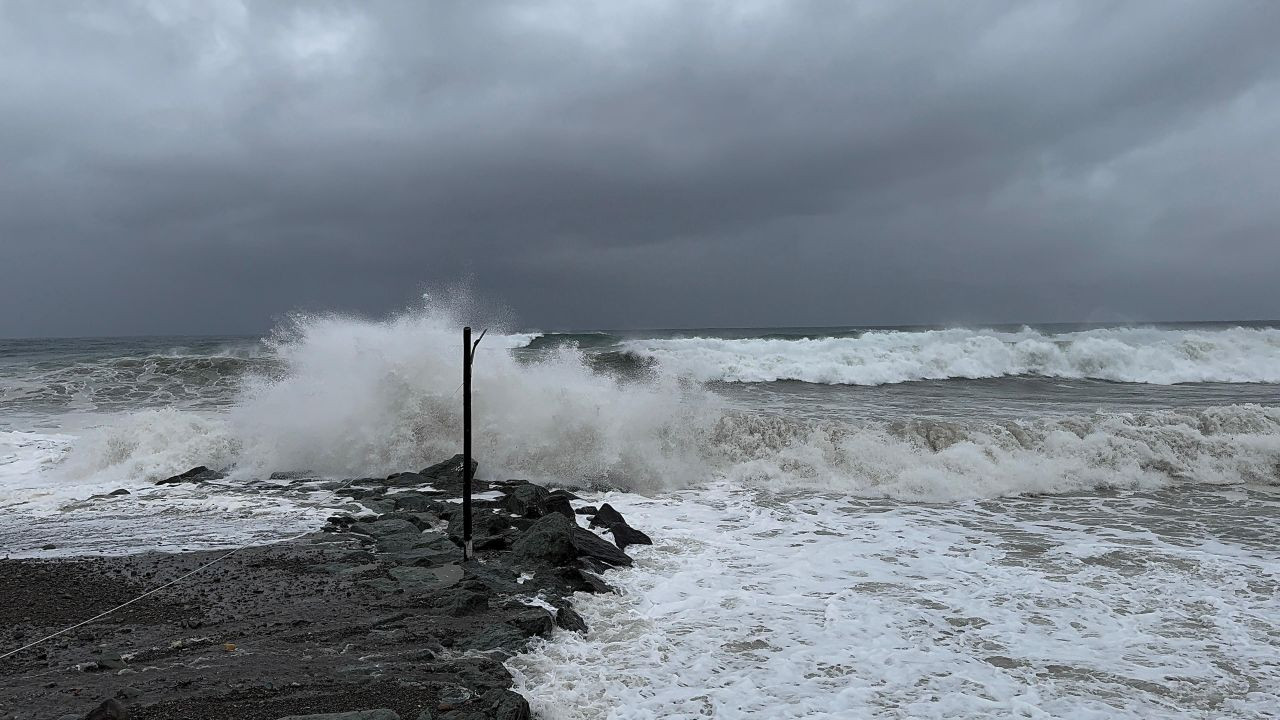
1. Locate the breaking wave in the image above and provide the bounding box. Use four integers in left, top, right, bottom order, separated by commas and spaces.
623, 326, 1280, 385
50, 308, 1280, 502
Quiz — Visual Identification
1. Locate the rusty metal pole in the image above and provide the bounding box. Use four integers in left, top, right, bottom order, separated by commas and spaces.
462, 326, 473, 561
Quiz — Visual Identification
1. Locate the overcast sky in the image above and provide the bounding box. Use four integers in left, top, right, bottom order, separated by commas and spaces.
2, 1, 1278, 336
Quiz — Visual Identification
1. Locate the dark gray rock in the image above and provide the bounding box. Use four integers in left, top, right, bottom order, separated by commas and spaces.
588, 503, 627, 529
385, 471, 428, 487
85, 699, 128, 720
572, 527, 633, 567
155, 466, 225, 486
608, 523, 653, 550
511, 514, 576, 565
277, 707, 401, 712
107, 489, 130, 496
389, 564, 463, 593
574, 505, 598, 515
504, 607, 554, 637
556, 606, 588, 633
543, 494, 575, 519
480, 689, 532, 720
358, 518, 420, 538
503, 484, 551, 518
420, 454, 476, 480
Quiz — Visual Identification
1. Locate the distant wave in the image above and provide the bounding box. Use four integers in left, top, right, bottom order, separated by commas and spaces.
36, 308, 1280, 503
622, 327, 1280, 385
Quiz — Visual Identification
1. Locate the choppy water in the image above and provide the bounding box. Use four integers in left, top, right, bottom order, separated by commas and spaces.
1, 310, 1278, 717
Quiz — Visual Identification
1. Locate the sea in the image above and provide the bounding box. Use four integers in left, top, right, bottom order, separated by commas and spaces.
2, 308, 1278, 719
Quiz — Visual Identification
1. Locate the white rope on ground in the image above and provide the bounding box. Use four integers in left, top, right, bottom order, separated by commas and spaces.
0, 529, 314, 661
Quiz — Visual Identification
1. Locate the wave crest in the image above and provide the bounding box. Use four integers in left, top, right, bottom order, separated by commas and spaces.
624, 326, 1280, 385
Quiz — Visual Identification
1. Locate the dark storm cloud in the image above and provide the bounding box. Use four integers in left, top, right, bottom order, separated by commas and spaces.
2, 0, 1278, 336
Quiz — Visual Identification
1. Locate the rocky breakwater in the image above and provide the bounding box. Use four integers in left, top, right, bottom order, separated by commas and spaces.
0, 455, 651, 720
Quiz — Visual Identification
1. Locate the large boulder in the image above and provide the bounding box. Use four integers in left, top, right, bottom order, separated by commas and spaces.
503, 484, 552, 518
155, 466, 225, 486
571, 527, 633, 567
588, 503, 652, 551
511, 514, 576, 565
588, 503, 626, 529
608, 524, 653, 551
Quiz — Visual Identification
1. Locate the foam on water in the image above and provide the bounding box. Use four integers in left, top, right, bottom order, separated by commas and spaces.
510, 485, 1280, 719
32, 312, 1280, 506
624, 326, 1280, 385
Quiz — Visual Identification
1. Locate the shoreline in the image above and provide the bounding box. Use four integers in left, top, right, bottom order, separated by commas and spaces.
0, 456, 647, 720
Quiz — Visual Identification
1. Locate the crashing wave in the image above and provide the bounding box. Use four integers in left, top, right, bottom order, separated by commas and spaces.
47, 309, 1280, 502
623, 326, 1280, 385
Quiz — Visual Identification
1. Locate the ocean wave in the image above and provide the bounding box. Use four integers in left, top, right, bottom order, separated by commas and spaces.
622, 326, 1280, 385
41, 309, 1280, 502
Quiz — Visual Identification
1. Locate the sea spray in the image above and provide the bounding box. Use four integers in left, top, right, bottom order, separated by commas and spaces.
33, 310, 1280, 502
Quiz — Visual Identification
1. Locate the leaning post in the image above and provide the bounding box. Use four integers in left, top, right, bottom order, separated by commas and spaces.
462, 326, 473, 561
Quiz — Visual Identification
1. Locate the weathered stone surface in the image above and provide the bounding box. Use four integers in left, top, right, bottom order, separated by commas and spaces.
277, 712, 400, 720
588, 503, 626, 529
385, 471, 428, 487
503, 483, 551, 517
156, 466, 225, 486
481, 689, 532, 720
358, 518, 421, 538
608, 523, 653, 550
504, 607, 554, 637
543, 494, 575, 519
511, 514, 576, 565
574, 505, 598, 515
556, 605, 588, 633
572, 527, 633, 567
84, 699, 128, 720
389, 564, 463, 593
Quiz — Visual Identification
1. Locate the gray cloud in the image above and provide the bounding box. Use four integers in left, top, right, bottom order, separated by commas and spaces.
2, 0, 1278, 336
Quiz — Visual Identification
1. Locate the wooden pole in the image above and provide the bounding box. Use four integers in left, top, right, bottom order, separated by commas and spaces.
462, 326, 473, 561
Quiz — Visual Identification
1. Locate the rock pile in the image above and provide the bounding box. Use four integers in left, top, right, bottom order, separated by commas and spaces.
2, 455, 652, 720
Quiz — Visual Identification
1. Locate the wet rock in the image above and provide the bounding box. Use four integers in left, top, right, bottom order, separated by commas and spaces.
543, 493, 575, 519
555, 606, 588, 633
84, 699, 128, 720
418, 455, 487, 494
393, 492, 450, 514
511, 514, 576, 565
588, 503, 627, 529
275, 707, 399, 712
572, 527, 633, 567
416, 586, 489, 616
503, 483, 551, 517
608, 523, 653, 550
107, 489, 130, 496
385, 471, 428, 487
357, 518, 420, 538
480, 689, 532, 720
420, 454, 475, 480
504, 607, 554, 637
155, 466, 224, 486
389, 564, 463, 593
574, 505, 598, 515
448, 509, 511, 540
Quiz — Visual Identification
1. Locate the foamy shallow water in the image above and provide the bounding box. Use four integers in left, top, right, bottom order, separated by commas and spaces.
509, 484, 1280, 719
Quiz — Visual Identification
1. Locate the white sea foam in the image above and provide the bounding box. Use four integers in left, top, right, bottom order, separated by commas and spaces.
624, 326, 1280, 385
39, 311, 1280, 505
509, 485, 1280, 719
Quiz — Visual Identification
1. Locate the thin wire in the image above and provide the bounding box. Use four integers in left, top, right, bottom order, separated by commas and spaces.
0, 530, 311, 661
